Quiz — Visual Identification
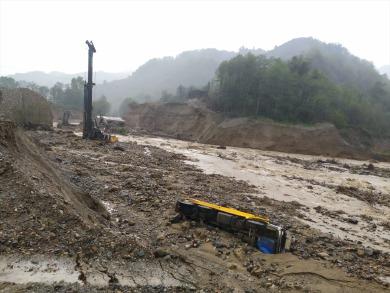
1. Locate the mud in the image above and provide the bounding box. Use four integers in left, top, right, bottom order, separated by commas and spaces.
121, 134, 390, 253
124, 102, 390, 160
0, 126, 389, 292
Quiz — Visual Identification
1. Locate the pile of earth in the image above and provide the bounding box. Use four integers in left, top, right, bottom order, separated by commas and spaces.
0, 88, 53, 129
0, 123, 136, 260
124, 102, 390, 160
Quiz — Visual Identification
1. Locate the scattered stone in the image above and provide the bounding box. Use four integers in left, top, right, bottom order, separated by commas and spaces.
154, 248, 169, 258
357, 249, 365, 257
318, 251, 329, 259
228, 263, 237, 270
364, 248, 374, 257
113, 145, 125, 151
136, 250, 145, 257
346, 217, 359, 224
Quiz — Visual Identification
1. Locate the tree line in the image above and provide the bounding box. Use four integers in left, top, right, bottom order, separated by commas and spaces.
0, 76, 111, 116
212, 54, 390, 136
0, 76, 50, 97
170, 54, 390, 137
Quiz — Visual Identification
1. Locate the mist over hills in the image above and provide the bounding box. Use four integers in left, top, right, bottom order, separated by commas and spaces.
94, 49, 236, 109
9, 71, 131, 87
267, 37, 384, 92
379, 65, 390, 78
95, 37, 388, 110
6, 37, 389, 112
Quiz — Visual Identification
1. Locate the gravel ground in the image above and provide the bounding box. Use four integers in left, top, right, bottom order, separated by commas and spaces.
0, 127, 388, 292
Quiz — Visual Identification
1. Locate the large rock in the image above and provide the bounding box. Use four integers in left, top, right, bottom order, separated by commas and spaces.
0, 88, 53, 129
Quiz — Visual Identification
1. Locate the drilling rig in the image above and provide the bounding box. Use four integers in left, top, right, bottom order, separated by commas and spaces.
83, 40, 117, 142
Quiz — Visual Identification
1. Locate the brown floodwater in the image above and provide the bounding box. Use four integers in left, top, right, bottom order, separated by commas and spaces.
118, 134, 390, 253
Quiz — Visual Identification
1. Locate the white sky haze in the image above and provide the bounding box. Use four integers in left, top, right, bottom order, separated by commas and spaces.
0, 0, 389, 75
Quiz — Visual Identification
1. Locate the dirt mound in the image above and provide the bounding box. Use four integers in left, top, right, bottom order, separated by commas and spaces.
126, 102, 221, 140
0, 126, 114, 258
204, 118, 354, 157
125, 102, 369, 159
0, 88, 53, 129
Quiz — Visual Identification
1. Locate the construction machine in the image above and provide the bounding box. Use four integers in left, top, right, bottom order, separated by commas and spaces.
83, 40, 117, 143
62, 110, 71, 126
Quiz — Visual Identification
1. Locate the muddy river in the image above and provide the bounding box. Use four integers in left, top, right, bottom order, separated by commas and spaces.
119, 134, 390, 254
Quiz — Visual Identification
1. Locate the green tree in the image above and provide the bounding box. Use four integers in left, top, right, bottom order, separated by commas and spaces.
93, 95, 111, 116
50, 82, 65, 104
49, 77, 84, 110
209, 53, 390, 137
118, 97, 137, 117
0, 76, 19, 88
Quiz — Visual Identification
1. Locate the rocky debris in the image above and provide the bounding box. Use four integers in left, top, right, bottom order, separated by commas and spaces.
277, 155, 390, 178
0, 128, 389, 291
335, 185, 389, 207
284, 173, 390, 207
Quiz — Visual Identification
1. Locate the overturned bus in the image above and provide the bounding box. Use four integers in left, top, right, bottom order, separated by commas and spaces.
176, 199, 291, 254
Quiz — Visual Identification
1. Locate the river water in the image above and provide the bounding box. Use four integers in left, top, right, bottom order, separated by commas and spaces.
119, 134, 390, 253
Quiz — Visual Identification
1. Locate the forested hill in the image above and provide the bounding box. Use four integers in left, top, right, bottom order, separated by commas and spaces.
204, 53, 390, 137
96, 38, 387, 111
267, 37, 385, 93
94, 49, 236, 109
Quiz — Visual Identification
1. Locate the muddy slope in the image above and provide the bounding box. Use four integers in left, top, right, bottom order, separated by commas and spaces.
125, 102, 387, 160
0, 88, 53, 129
0, 122, 112, 257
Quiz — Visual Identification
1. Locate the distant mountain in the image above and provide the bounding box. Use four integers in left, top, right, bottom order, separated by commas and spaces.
239, 47, 266, 55
97, 38, 388, 112
8, 38, 388, 113
267, 37, 322, 60
9, 71, 131, 87
95, 49, 236, 110
267, 37, 384, 92
379, 65, 390, 78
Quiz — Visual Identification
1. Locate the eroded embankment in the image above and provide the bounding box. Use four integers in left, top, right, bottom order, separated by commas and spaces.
0, 123, 118, 259
125, 102, 389, 160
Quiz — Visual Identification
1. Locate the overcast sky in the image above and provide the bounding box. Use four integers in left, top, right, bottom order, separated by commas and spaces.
0, 0, 389, 75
